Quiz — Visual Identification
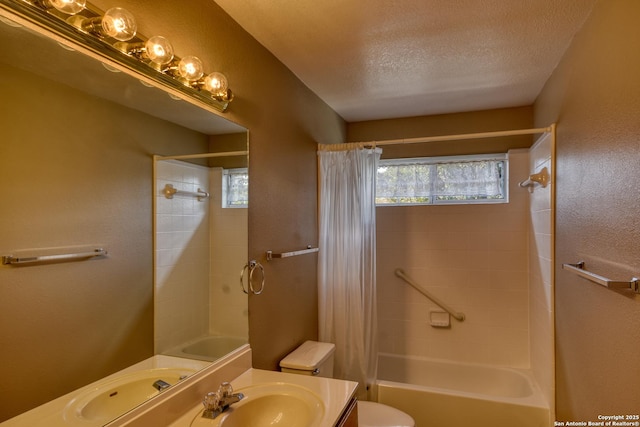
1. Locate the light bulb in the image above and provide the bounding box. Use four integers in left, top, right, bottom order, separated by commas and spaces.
203, 72, 228, 97
47, 0, 86, 14
144, 36, 174, 65
101, 7, 137, 41
177, 56, 204, 82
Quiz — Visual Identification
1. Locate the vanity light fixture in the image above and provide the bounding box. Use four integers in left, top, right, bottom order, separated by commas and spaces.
176, 55, 204, 82
6, 0, 234, 110
202, 72, 233, 101
76, 6, 137, 41
144, 36, 174, 65
41, 0, 85, 14
123, 35, 174, 67
203, 72, 228, 97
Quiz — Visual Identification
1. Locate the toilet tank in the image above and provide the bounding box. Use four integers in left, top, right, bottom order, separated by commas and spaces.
279, 341, 335, 377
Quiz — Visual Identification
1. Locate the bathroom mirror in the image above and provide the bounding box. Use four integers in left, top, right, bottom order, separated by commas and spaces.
0, 3, 248, 424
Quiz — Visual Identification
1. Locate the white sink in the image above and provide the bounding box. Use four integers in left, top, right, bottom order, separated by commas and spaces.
190, 382, 325, 427
64, 367, 195, 424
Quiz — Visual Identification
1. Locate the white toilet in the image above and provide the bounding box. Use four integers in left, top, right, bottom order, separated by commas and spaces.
279, 341, 415, 427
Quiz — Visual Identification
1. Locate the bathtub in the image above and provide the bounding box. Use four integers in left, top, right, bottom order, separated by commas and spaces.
376, 353, 550, 427
165, 335, 248, 361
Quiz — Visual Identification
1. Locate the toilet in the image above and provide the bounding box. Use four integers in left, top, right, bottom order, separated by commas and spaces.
279, 341, 415, 427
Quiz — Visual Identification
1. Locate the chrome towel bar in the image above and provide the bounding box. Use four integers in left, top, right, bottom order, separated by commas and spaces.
562, 261, 640, 294
394, 269, 465, 322
2, 248, 107, 266
266, 246, 319, 261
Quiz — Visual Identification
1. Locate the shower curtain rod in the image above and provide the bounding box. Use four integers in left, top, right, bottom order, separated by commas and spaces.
321, 126, 552, 149
155, 151, 248, 161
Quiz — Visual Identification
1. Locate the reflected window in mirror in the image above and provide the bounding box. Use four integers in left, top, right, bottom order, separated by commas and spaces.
223, 168, 249, 208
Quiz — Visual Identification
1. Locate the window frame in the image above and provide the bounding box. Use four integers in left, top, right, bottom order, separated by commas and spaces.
222, 167, 249, 208
376, 153, 509, 207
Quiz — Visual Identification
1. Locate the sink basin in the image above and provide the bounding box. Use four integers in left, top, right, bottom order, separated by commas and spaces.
190, 382, 325, 427
64, 367, 195, 424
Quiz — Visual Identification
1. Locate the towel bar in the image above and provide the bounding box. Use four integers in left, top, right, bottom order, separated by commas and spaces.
562, 261, 640, 294
266, 246, 319, 261
162, 183, 209, 201
2, 248, 107, 266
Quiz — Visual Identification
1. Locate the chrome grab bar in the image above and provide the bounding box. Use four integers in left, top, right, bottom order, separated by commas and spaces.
394, 269, 465, 322
562, 261, 640, 294
2, 248, 107, 265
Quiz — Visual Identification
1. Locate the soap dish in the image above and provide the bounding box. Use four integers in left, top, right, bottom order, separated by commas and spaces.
430, 310, 450, 328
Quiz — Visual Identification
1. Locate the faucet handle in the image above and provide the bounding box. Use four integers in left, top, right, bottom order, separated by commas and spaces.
203, 391, 220, 411
218, 381, 234, 398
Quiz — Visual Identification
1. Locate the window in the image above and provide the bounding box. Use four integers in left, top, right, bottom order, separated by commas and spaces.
376, 154, 507, 206
222, 168, 249, 208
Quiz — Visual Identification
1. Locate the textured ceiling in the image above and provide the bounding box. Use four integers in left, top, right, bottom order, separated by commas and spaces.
215, 0, 597, 122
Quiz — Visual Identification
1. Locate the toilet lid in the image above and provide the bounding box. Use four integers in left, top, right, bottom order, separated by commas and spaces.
357, 401, 415, 427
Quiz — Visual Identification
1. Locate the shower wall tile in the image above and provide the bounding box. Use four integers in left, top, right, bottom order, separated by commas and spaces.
528, 133, 555, 413
154, 160, 211, 354
376, 150, 531, 368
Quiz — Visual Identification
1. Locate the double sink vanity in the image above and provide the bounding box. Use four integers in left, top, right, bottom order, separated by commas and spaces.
3, 346, 358, 426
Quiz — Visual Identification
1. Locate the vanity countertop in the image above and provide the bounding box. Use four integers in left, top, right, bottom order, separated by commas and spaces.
169, 368, 358, 427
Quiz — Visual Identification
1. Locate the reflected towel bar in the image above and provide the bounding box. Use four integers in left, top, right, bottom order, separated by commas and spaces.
2, 248, 107, 265
562, 261, 640, 294
266, 246, 319, 261
394, 269, 466, 321
162, 183, 209, 201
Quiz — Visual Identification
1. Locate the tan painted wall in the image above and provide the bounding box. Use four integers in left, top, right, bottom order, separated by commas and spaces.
534, 0, 640, 419
0, 0, 344, 420
347, 106, 534, 157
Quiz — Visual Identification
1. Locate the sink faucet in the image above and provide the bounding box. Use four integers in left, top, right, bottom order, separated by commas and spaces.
153, 379, 171, 391
202, 382, 245, 419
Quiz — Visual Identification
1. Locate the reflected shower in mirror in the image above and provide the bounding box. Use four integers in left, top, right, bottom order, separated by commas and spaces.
153, 142, 249, 362
0, 3, 248, 425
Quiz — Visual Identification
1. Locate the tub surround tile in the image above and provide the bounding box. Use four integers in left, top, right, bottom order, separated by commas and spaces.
376, 150, 534, 369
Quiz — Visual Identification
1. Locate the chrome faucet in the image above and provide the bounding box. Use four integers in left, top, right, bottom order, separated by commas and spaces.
153, 379, 171, 391
202, 382, 245, 419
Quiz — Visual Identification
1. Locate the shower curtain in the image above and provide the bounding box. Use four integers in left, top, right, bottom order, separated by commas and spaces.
317, 144, 381, 399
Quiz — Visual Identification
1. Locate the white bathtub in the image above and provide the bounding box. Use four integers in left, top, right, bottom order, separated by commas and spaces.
376, 353, 550, 427
165, 335, 248, 361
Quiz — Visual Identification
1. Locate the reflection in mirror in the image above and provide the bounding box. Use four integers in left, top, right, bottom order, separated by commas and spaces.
0, 3, 248, 425
153, 143, 249, 362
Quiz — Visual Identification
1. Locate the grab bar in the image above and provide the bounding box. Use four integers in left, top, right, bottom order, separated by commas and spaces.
162, 184, 209, 201
266, 246, 319, 261
394, 269, 465, 321
562, 261, 640, 294
2, 248, 107, 266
